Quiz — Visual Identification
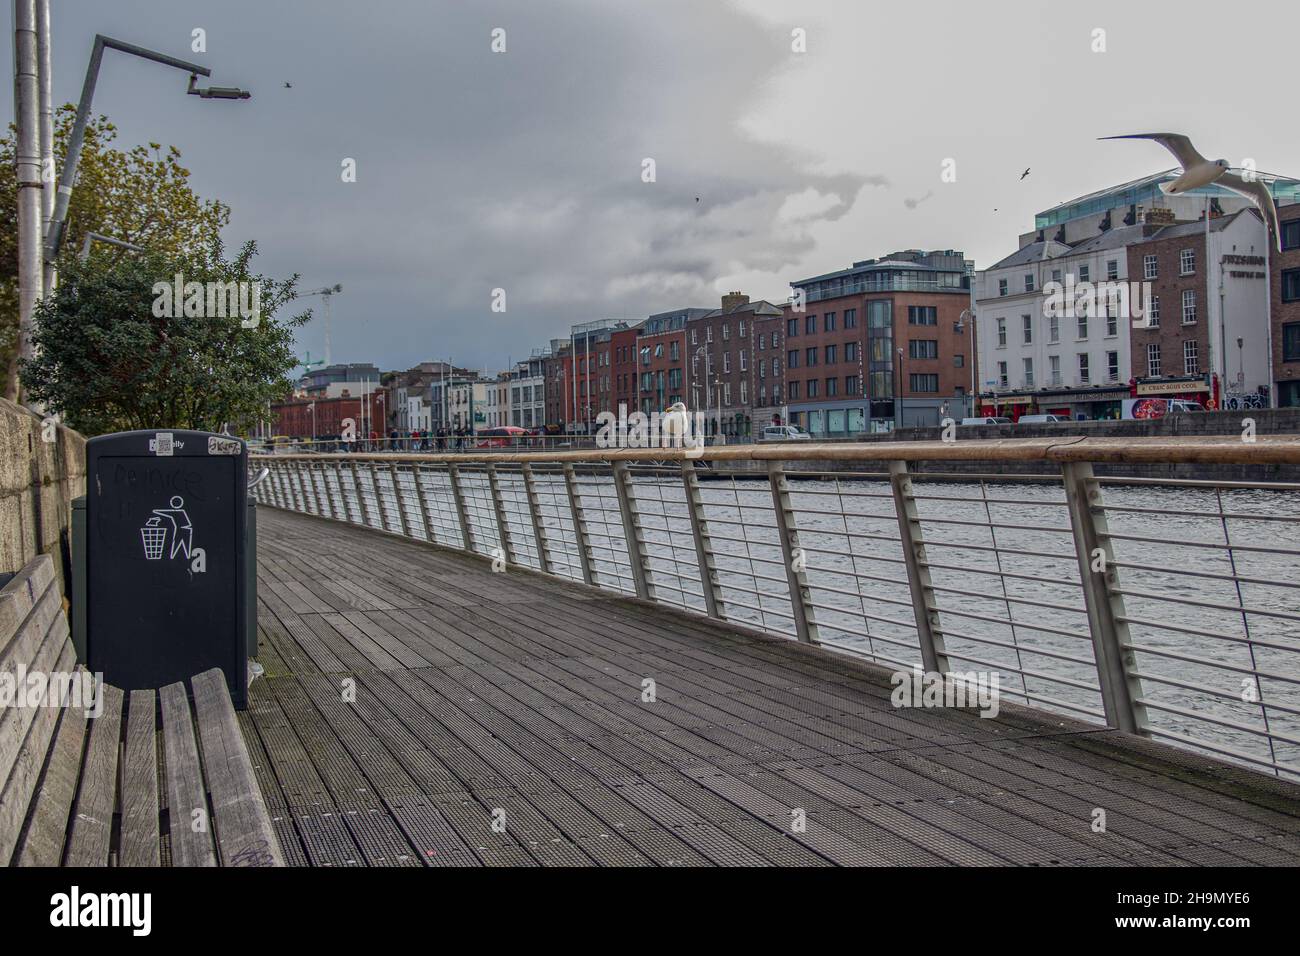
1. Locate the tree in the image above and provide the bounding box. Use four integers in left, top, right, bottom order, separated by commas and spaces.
1, 106, 230, 400
20, 239, 308, 436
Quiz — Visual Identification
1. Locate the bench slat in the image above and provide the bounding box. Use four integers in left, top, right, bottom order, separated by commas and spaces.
64, 683, 124, 867
13, 672, 89, 866
0, 582, 65, 790
119, 689, 160, 867
192, 668, 283, 866
0, 553, 56, 649
160, 681, 217, 867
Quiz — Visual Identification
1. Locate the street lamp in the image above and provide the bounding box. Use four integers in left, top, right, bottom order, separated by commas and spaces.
43, 34, 252, 284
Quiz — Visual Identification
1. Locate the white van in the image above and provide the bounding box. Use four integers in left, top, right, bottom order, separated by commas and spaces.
1017, 414, 1069, 424
959, 417, 1012, 426
759, 424, 812, 442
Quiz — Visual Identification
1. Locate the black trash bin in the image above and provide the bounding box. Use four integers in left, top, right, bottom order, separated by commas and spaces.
83, 429, 250, 707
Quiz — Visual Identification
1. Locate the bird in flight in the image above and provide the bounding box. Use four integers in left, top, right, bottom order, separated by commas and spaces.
1100, 133, 1281, 250
284, 81, 293, 88
1021, 168, 1031, 181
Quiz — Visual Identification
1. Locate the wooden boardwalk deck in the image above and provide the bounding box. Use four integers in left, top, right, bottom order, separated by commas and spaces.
244, 508, 1300, 866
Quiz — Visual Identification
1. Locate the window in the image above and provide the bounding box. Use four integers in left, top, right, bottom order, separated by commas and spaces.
1079, 265, 1090, 284
722, 352, 731, 373
806, 379, 818, 398
789, 381, 800, 400
1182, 289, 1197, 324
690, 329, 697, 345
806, 315, 816, 334
670, 341, 679, 361
1052, 269, 1063, 284
821, 344, 834, 364
740, 379, 747, 404
1107, 260, 1119, 281
1179, 248, 1196, 276
1107, 351, 1119, 382
953, 354, 965, 368
706, 327, 713, 343
1106, 313, 1118, 337
1183, 340, 1199, 375
722, 324, 730, 341
1283, 269, 1300, 303
824, 312, 836, 332
825, 378, 838, 397
1023, 358, 1034, 387
1049, 354, 1061, 386
739, 350, 748, 371
909, 340, 938, 360
1078, 353, 1090, 383
1049, 315, 1060, 343
908, 306, 938, 326
1022, 315, 1033, 345
787, 350, 799, 369
1283, 220, 1300, 252
759, 361, 766, 380
996, 317, 1007, 347
1147, 343, 1161, 377
1077, 315, 1088, 339
772, 358, 779, 377
1284, 323, 1300, 362
1143, 254, 1158, 280
1149, 295, 1160, 327
723, 383, 731, 405
844, 308, 857, 329
846, 375, 860, 395
998, 278, 1008, 297
787, 318, 798, 337
909, 373, 939, 393
806, 347, 818, 367
758, 333, 766, 351
997, 361, 1008, 388
1024, 274, 1035, 292
639, 346, 650, 365
845, 342, 859, 362
739, 320, 747, 338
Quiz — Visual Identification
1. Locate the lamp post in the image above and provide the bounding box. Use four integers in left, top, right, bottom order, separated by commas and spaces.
957, 307, 976, 416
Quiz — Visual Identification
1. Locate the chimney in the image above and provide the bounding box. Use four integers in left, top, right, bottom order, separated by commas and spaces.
721, 291, 750, 312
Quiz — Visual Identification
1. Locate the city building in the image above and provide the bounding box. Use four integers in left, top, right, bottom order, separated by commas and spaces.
509, 353, 548, 429
786, 250, 975, 435
299, 362, 381, 398
485, 374, 513, 428
542, 341, 568, 432
610, 325, 641, 419
686, 292, 785, 439
446, 378, 489, 432
1273, 203, 1300, 407
635, 308, 709, 416
271, 391, 384, 441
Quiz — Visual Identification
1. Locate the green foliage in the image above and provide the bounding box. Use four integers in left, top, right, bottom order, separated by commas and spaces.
21, 240, 308, 436
1, 106, 231, 397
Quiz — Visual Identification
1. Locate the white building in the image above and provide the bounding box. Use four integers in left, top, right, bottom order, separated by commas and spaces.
509, 356, 546, 429
447, 380, 489, 431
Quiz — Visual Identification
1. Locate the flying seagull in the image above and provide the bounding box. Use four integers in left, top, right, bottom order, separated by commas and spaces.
1021, 168, 1031, 181
1100, 133, 1280, 250
284, 81, 293, 88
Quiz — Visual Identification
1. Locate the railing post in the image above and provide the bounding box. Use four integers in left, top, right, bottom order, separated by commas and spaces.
1061, 461, 1148, 736
562, 463, 595, 586
447, 463, 475, 551
486, 464, 517, 566
270, 463, 287, 508
337, 462, 357, 524
682, 462, 724, 619
350, 460, 372, 527
389, 463, 413, 536
767, 461, 818, 644
888, 460, 949, 674
612, 460, 654, 601
412, 465, 437, 543
521, 463, 552, 574
291, 463, 309, 512
307, 462, 326, 516
369, 462, 392, 531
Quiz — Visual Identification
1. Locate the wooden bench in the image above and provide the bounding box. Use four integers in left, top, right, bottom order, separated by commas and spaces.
0, 554, 283, 866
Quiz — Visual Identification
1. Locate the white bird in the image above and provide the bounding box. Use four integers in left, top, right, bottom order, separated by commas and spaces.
660, 401, 691, 449
1100, 133, 1281, 251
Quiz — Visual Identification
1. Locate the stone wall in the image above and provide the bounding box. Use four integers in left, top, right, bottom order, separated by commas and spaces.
0, 398, 85, 596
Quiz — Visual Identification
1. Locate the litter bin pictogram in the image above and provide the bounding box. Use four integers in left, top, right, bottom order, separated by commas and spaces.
141, 518, 167, 560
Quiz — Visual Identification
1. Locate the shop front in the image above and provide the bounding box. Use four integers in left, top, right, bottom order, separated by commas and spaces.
1134, 377, 1211, 408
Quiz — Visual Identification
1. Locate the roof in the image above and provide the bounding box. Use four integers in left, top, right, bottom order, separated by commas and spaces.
987, 239, 1073, 270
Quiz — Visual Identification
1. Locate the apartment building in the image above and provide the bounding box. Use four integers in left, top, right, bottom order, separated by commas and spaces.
635, 308, 709, 416
509, 354, 547, 429
1273, 203, 1300, 407
786, 250, 974, 435
683, 293, 785, 439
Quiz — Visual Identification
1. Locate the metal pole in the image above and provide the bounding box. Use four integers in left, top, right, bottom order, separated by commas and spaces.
337, 462, 357, 524
611, 461, 653, 601
682, 462, 723, 619
369, 462, 391, 531
767, 461, 818, 643
412, 465, 436, 542
521, 463, 552, 574
12, 0, 43, 403
486, 464, 516, 567
389, 463, 412, 536
35, 0, 52, 232
447, 463, 475, 551
349, 460, 372, 527
1061, 461, 1148, 735
562, 463, 595, 586
888, 461, 948, 674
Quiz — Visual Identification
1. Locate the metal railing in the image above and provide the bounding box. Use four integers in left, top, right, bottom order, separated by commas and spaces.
251, 436, 1300, 781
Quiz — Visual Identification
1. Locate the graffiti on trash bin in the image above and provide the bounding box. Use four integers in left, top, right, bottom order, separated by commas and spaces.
140, 495, 206, 572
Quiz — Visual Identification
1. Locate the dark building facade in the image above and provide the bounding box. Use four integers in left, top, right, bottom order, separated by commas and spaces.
1274, 203, 1300, 407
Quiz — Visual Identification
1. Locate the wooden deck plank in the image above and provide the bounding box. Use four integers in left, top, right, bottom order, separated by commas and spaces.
247, 507, 1300, 867
160, 680, 217, 867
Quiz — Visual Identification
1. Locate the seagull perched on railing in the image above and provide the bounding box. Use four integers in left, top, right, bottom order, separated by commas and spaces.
660, 402, 691, 449
1100, 133, 1281, 251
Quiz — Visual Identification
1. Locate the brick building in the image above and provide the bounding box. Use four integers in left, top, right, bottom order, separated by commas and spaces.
787, 250, 974, 435
272, 391, 384, 441
634, 308, 708, 416
610, 325, 641, 417
1273, 204, 1300, 407
685, 293, 785, 439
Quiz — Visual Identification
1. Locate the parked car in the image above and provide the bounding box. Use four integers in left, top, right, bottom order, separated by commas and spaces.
959, 417, 1013, 426
759, 424, 812, 442
1017, 414, 1069, 424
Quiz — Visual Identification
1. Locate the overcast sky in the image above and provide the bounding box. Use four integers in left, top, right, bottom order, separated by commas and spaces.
5, 0, 1297, 372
